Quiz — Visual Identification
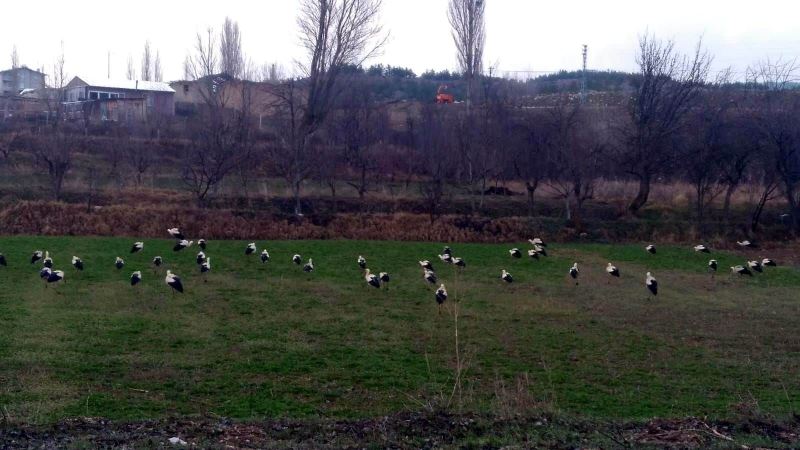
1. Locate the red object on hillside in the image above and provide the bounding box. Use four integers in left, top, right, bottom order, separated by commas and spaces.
435, 84, 455, 104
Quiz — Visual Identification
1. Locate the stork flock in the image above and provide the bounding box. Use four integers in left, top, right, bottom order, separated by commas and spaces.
0, 230, 781, 309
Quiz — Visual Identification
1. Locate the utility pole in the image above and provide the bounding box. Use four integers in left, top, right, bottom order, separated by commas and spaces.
107, 51, 111, 79
580, 44, 588, 103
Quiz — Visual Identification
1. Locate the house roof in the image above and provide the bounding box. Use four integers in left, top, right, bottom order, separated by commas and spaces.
0, 66, 46, 76
68, 76, 175, 93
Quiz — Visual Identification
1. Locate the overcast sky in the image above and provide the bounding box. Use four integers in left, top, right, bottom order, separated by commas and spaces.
2, 0, 798, 82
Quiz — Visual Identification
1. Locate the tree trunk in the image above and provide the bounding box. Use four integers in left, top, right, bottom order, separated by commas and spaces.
628, 173, 651, 214
722, 183, 737, 224
526, 182, 537, 218
292, 178, 302, 216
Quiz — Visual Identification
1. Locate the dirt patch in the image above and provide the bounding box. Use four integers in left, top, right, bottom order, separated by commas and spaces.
2, 413, 798, 449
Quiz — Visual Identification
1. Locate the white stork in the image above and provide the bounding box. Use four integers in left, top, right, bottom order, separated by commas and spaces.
200, 257, 211, 281
245, 243, 257, 255
419, 260, 434, 271
762, 258, 777, 267
646, 272, 658, 297
435, 284, 448, 313
569, 263, 579, 285
165, 270, 184, 293
528, 249, 540, 260
501, 269, 513, 283
747, 260, 763, 273
46, 269, 65, 285
438, 253, 453, 264
167, 228, 185, 240
131, 271, 142, 286
737, 240, 755, 248
646, 244, 656, 254
379, 272, 390, 288
452, 257, 466, 268
364, 269, 381, 288
152, 256, 163, 267
115, 257, 125, 270
606, 263, 620, 280
509, 248, 522, 259
130, 242, 144, 253
196, 251, 206, 265
292, 254, 302, 265
731, 265, 753, 277
694, 244, 711, 253
529, 238, 546, 247
30, 250, 43, 264
423, 269, 437, 285
173, 240, 193, 252
708, 259, 718, 273
357, 255, 367, 270
72, 256, 84, 271
532, 245, 547, 257
261, 249, 270, 263
303, 258, 314, 273
43, 251, 53, 268
198, 239, 207, 250
442, 246, 453, 256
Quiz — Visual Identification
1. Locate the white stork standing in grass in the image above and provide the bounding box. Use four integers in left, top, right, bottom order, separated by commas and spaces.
130, 271, 142, 286
379, 272, 390, 289
196, 251, 206, 265
200, 257, 211, 281
46, 269, 65, 285
646, 272, 658, 298
501, 269, 513, 283
423, 269, 437, 285
606, 263, 620, 282
0, 253, 6, 267
529, 238, 546, 247
39, 267, 51, 283
303, 258, 314, 273
737, 240, 755, 249
364, 269, 381, 288
71, 256, 84, 271
528, 249, 540, 260
261, 249, 270, 264
198, 239, 207, 250
509, 248, 522, 259
292, 254, 303, 265
167, 228, 185, 240
173, 240, 193, 252
694, 244, 711, 253
438, 253, 453, 264
646, 244, 657, 254
569, 263, 579, 285
31, 250, 43, 264
532, 244, 547, 257
115, 257, 125, 270
435, 284, 448, 314
708, 259, 718, 273
419, 260, 434, 271
762, 258, 777, 267
245, 243, 257, 255
130, 242, 144, 254
442, 246, 453, 256
43, 251, 53, 269
731, 265, 753, 277
357, 255, 367, 270
748, 260, 763, 273
152, 256, 163, 267
165, 270, 184, 294
452, 257, 466, 268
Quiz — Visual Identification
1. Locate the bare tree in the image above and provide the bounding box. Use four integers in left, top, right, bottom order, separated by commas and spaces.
126, 55, 136, 80
267, 0, 386, 215
29, 130, 81, 201
42, 42, 68, 125
141, 41, 153, 81
220, 17, 244, 78
186, 29, 218, 81
620, 33, 711, 214
10, 45, 19, 69
153, 51, 163, 82
448, 0, 485, 109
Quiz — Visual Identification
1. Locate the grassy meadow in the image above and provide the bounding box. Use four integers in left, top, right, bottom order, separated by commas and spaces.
1, 236, 799, 426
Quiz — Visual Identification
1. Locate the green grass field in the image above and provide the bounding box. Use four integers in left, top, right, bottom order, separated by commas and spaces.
1, 236, 799, 426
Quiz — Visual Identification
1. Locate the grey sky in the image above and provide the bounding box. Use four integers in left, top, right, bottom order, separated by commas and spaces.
1, 0, 798, 82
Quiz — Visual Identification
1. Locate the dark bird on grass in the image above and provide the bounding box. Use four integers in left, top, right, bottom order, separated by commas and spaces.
364, 269, 381, 288
46, 269, 64, 284
130, 242, 144, 253
31, 250, 43, 264
261, 249, 270, 263
357, 255, 366, 269
737, 240, 756, 248
115, 257, 125, 270
708, 259, 718, 273
646, 244, 657, 254
606, 262, 620, 278
731, 265, 753, 276
152, 256, 163, 267
196, 251, 206, 265
528, 249, 540, 260
532, 244, 548, 257
423, 269, 437, 285
419, 260, 434, 271
438, 253, 453, 264
198, 239, 207, 250
501, 269, 514, 283
165, 270, 184, 293
453, 257, 466, 268
0, 253, 6, 267
173, 240, 193, 252
748, 260, 763, 273
529, 238, 547, 247
443, 246, 453, 256
245, 242, 257, 255
71, 256, 84, 271
509, 248, 522, 258
694, 244, 711, 253
39, 267, 51, 281
569, 263, 579, 284
167, 228, 185, 240
762, 258, 777, 267
435, 284, 448, 313
200, 257, 211, 276
379, 272, 390, 285
303, 258, 314, 273
292, 254, 302, 265
131, 271, 142, 286
646, 272, 658, 297
43, 251, 53, 269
